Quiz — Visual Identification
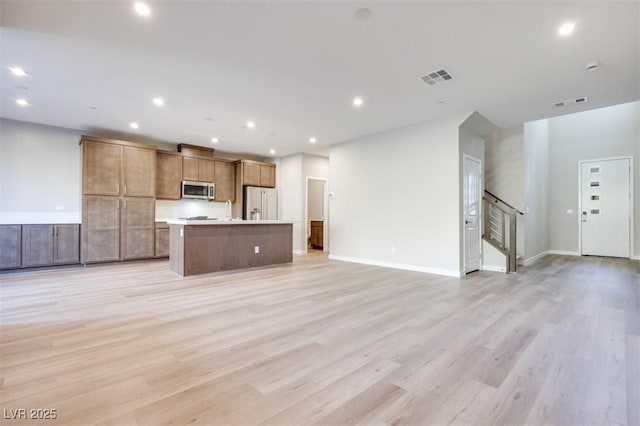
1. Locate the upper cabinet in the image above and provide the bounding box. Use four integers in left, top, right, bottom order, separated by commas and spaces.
240, 160, 276, 188
182, 157, 215, 183
123, 146, 156, 197
83, 139, 122, 195
214, 160, 235, 202
156, 151, 183, 200
82, 137, 156, 197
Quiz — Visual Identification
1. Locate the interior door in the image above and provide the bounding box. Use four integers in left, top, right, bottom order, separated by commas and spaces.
464, 156, 481, 273
581, 158, 631, 258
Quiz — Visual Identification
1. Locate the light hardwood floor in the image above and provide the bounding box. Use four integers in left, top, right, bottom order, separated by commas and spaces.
1, 254, 638, 425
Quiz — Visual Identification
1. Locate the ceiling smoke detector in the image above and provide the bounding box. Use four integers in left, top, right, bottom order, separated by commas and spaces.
420, 69, 454, 86
585, 61, 599, 71
554, 96, 588, 107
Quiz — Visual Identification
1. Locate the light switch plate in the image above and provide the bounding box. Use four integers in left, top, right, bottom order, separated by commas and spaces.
566, 209, 574, 214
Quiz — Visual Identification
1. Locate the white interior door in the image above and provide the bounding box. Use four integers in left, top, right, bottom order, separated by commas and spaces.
464, 156, 481, 273
580, 157, 631, 258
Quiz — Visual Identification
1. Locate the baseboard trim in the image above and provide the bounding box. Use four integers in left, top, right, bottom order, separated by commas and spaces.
547, 250, 581, 256
481, 265, 506, 273
328, 255, 462, 278
631, 255, 640, 261
293, 250, 305, 255
522, 251, 549, 266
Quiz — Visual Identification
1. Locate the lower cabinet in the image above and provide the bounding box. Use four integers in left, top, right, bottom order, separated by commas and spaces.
22, 225, 54, 267
155, 222, 169, 258
83, 196, 120, 263
0, 224, 79, 270
82, 196, 155, 263
54, 225, 80, 265
0, 225, 22, 269
310, 221, 324, 249
121, 198, 155, 260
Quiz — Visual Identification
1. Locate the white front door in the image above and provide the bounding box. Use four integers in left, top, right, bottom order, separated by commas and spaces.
580, 157, 631, 258
464, 155, 481, 273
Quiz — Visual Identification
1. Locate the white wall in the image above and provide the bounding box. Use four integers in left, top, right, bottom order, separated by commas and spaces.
523, 119, 550, 262
329, 113, 470, 277
278, 154, 304, 253
548, 101, 639, 257
307, 180, 325, 221
484, 126, 526, 259
0, 118, 83, 224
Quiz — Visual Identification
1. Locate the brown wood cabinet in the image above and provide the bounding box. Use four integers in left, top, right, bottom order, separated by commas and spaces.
156, 152, 183, 200
121, 198, 155, 260
82, 137, 156, 197
239, 160, 276, 188
21, 224, 80, 267
54, 225, 80, 265
214, 160, 235, 202
155, 222, 170, 258
123, 146, 156, 197
182, 157, 215, 183
243, 162, 261, 186
22, 225, 54, 267
82, 196, 155, 263
83, 196, 121, 263
83, 140, 122, 196
1, 224, 79, 269
0, 225, 22, 269
310, 221, 324, 249
260, 164, 276, 188
82, 136, 157, 264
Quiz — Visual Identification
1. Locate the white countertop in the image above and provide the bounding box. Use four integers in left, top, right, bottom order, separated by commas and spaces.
165, 219, 293, 225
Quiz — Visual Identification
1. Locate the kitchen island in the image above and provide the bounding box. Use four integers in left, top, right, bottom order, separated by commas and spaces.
166, 219, 293, 276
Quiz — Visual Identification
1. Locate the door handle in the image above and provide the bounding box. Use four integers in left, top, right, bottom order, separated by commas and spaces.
465, 220, 470, 224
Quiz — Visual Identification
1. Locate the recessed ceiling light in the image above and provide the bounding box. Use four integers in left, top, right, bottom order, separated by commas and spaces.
246, 121, 256, 129
134, 2, 151, 17
153, 97, 164, 106
309, 137, 317, 144
352, 97, 363, 107
9, 67, 27, 77
269, 148, 276, 155
558, 21, 576, 36
130, 122, 139, 129
211, 137, 219, 144
16, 98, 29, 106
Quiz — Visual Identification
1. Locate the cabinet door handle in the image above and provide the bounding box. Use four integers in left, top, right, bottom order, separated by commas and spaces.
116, 183, 120, 193
118, 199, 120, 209
124, 185, 127, 194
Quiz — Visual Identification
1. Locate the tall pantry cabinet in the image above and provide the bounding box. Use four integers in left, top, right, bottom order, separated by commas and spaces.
81, 136, 156, 263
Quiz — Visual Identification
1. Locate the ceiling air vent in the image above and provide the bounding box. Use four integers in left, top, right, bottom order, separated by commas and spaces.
420, 69, 454, 86
554, 96, 588, 107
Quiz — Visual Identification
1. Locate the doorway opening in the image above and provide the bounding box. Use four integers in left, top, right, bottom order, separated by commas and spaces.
306, 177, 328, 254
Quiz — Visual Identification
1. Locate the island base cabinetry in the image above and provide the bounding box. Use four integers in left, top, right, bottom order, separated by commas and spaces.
170, 223, 292, 276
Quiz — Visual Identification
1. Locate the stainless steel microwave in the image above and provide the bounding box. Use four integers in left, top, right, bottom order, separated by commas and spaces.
182, 181, 215, 200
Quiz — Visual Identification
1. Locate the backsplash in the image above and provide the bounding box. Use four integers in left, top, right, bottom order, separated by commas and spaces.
156, 200, 235, 221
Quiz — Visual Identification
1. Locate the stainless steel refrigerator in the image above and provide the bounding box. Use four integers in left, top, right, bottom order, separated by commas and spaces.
243, 186, 278, 220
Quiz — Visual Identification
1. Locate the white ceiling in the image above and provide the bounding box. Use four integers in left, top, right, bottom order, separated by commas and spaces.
1, 1, 638, 158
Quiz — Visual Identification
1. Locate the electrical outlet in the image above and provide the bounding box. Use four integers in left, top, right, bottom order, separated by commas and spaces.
391, 246, 396, 254
54, 205, 64, 211
254, 246, 260, 254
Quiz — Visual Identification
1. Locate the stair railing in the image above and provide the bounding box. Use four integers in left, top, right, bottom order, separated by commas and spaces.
482, 190, 524, 272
